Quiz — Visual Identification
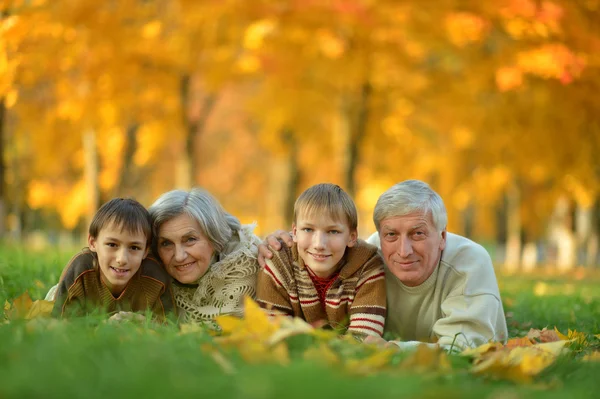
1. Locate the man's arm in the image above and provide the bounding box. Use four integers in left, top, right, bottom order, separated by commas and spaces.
257, 230, 294, 267
256, 258, 295, 317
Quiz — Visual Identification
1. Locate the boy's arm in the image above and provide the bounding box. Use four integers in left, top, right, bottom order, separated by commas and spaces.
256, 258, 295, 317
347, 255, 387, 338
140, 256, 177, 322
52, 251, 94, 318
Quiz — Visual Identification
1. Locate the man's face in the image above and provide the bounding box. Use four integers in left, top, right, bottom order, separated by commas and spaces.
379, 211, 446, 287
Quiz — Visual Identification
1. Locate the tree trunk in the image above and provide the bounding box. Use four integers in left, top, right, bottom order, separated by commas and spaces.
178, 75, 217, 189
549, 195, 576, 271
0, 98, 6, 238
114, 123, 139, 197
282, 129, 301, 226
83, 128, 100, 227
343, 83, 371, 197
504, 183, 521, 272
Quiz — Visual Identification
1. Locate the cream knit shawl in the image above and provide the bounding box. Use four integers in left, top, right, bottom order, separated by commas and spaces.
173, 224, 261, 324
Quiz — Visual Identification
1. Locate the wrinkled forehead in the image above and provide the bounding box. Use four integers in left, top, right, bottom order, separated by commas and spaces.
380, 210, 435, 229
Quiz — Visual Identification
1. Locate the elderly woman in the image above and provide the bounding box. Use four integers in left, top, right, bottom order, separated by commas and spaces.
148, 188, 261, 324
46, 188, 261, 325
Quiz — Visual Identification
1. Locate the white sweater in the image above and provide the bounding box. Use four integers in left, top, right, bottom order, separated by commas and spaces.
367, 232, 507, 351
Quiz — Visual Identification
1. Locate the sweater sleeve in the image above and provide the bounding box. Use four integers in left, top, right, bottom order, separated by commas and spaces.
433, 292, 506, 351
256, 258, 294, 317
347, 254, 387, 338
140, 256, 177, 322
433, 241, 508, 351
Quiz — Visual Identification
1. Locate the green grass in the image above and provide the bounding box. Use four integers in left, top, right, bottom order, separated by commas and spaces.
1, 246, 600, 398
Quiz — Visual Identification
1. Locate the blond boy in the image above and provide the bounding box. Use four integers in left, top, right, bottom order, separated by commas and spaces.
256, 183, 386, 337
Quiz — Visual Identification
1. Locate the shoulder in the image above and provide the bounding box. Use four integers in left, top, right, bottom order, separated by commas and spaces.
440, 233, 499, 295
341, 239, 383, 277
365, 232, 381, 249
265, 241, 296, 272
61, 249, 96, 283
140, 255, 172, 286
442, 233, 492, 269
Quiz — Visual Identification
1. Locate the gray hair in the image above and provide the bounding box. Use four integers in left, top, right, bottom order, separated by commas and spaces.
373, 180, 447, 232
148, 188, 241, 254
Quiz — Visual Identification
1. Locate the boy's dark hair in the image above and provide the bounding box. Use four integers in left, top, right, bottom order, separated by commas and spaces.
89, 198, 152, 247
294, 183, 358, 231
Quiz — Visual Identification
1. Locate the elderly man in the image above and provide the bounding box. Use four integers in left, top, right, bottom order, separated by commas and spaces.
259, 179, 507, 351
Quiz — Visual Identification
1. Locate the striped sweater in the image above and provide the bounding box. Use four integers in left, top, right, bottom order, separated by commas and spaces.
257, 239, 387, 337
52, 248, 175, 321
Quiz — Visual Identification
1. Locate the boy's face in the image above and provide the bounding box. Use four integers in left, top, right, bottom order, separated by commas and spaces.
89, 221, 149, 296
292, 212, 357, 278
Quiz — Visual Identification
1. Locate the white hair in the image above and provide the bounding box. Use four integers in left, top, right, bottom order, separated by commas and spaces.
373, 180, 447, 232
148, 188, 241, 254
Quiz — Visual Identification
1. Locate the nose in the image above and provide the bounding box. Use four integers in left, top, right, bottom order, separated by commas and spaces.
397, 237, 413, 258
174, 244, 187, 263
312, 231, 326, 250
116, 248, 128, 266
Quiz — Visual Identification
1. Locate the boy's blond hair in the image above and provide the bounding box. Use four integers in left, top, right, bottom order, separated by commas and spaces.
293, 183, 357, 231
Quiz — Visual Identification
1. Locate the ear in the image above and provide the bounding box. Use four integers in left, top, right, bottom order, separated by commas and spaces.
143, 246, 149, 259
88, 235, 97, 252
292, 223, 298, 243
439, 229, 447, 251
347, 230, 358, 248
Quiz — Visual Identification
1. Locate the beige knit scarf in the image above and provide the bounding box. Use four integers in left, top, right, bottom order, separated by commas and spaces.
173, 224, 261, 325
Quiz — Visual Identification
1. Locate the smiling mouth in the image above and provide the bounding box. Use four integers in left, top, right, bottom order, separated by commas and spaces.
308, 252, 331, 261
174, 261, 195, 271
110, 266, 130, 275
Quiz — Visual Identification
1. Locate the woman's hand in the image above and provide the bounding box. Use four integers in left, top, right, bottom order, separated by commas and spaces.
363, 335, 400, 349
257, 230, 294, 267
107, 311, 146, 324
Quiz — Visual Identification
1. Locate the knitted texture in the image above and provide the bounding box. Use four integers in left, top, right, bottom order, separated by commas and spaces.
52, 249, 175, 321
173, 224, 261, 324
257, 239, 387, 337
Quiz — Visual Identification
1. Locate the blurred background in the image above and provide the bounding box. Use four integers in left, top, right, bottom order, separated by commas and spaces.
0, 0, 598, 271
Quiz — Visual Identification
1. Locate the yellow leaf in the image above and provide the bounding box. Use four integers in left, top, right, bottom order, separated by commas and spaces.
303, 343, 339, 365
215, 315, 243, 335
400, 344, 451, 373
582, 352, 600, 362
554, 327, 569, 340
506, 336, 534, 348
243, 296, 278, 336
461, 342, 503, 357
9, 291, 33, 319
25, 300, 53, 319
267, 317, 313, 346
346, 347, 397, 375
534, 340, 569, 356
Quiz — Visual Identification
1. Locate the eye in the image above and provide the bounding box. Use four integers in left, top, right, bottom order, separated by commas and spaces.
159, 240, 172, 248
106, 242, 117, 248
131, 245, 142, 251
329, 230, 341, 234
301, 228, 313, 233
412, 231, 426, 239
185, 236, 198, 244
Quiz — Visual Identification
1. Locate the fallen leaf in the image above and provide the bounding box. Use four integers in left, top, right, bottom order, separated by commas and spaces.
506, 337, 534, 348
461, 342, 503, 357
582, 351, 600, 362
400, 344, 451, 373
25, 300, 54, 319
527, 327, 560, 343
7, 291, 34, 320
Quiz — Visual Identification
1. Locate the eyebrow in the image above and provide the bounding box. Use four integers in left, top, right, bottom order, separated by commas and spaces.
159, 230, 198, 240
105, 237, 145, 246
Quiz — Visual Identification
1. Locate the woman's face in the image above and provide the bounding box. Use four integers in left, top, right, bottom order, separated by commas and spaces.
156, 213, 214, 284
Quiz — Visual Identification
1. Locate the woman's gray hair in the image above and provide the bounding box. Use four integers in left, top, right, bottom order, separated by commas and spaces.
148, 188, 241, 254
373, 180, 447, 232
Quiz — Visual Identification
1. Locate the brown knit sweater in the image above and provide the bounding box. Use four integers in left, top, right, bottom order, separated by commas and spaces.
257, 239, 386, 337
52, 249, 175, 321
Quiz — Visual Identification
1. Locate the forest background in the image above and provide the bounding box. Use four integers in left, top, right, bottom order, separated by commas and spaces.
1, 0, 599, 272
